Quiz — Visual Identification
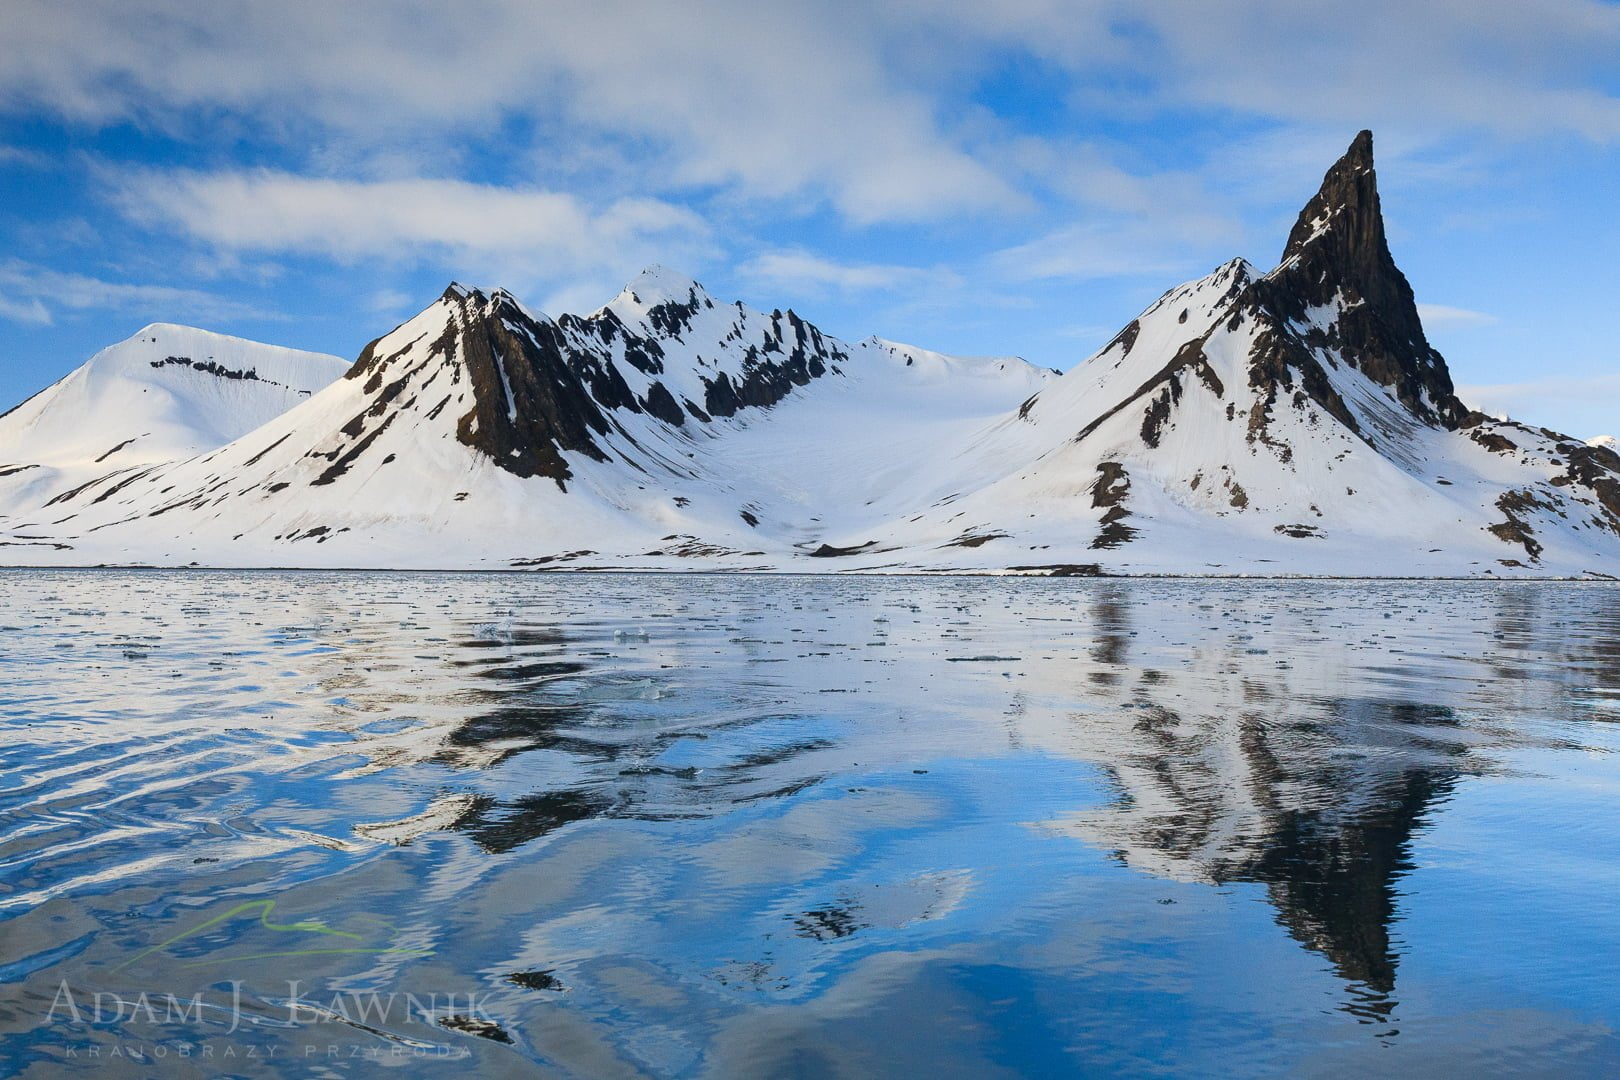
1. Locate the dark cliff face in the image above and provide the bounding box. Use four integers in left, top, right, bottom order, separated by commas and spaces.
341, 286, 620, 490
1250, 130, 1466, 428
700, 310, 839, 418
447, 291, 620, 486
344, 281, 849, 488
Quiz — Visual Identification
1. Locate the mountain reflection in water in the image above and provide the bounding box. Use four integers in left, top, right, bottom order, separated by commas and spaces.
2, 572, 1618, 1077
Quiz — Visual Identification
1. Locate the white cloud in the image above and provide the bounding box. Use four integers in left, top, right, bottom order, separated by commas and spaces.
0, 1, 1614, 247
1053, 323, 1117, 341
0, 260, 281, 325
1417, 303, 1498, 326
991, 215, 1239, 283
740, 251, 960, 295
110, 170, 715, 290
15, 2, 1614, 225
920, 0, 1620, 143
366, 288, 412, 314
0, 144, 48, 168
0, 1, 1016, 223
0, 294, 52, 325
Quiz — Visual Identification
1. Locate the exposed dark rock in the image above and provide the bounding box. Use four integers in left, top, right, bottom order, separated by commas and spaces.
93, 436, 141, 463
1007, 563, 1105, 576
1090, 461, 1138, 549
0, 538, 73, 550
510, 549, 597, 566
1076, 338, 1224, 446
646, 291, 704, 338
311, 413, 396, 487
231, 277, 855, 504
641, 381, 686, 426
151, 357, 250, 382
1108, 319, 1142, 356
45, 473, 115, 507
1245, 323, 1360, 447
1248, 130, 1466, 428
349, 287, 620, 489
645, 536, 738, 558
1470, 429, 1519, 454
699, 317, 840, 419
90, 466, 160, 505
144, 357, 320, 398
1135, 340, 1224, 449
1141, 385, 1176, 448
1488, 488, 1553, 561
808, 540, 877, 558
242, 433, 291, 468
944, 531, 1008, 548
1558, 444, 1620, 531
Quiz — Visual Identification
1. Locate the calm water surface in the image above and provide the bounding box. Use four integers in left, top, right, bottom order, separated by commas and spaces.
1, 572, 1618, 1077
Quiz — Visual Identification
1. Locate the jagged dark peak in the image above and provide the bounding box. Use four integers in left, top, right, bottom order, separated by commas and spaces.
438, 281, 540, 320
1213, 256, 1256, 284
1274, 130, 1415, 324
1250, 130, 1467, 429
337, 284, 619, 488
607, 266, 717, 341
442, 305, 619, 487
1280, 130, 1377, 266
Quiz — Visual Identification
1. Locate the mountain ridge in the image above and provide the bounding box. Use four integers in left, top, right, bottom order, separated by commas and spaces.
1, 132, 1616, 576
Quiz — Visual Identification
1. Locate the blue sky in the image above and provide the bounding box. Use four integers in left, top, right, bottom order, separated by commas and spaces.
1, 0, 1617, 438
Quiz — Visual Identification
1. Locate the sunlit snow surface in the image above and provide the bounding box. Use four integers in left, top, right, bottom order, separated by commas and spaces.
2, 572, 1619, 1076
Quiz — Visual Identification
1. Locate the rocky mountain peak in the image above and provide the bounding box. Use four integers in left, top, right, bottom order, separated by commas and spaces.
1254, 130, 1466, 428
1281, 132, 1373, 250
437, 282, 526, 315
1279, 130, 1395, 304
335, 284, 618, 490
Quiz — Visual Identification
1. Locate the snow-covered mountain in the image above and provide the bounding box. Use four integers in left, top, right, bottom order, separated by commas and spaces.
0, 324, 345, 467
0, 326, 346, 558
0, 273, 1053, 567
1, 132, 1616, 575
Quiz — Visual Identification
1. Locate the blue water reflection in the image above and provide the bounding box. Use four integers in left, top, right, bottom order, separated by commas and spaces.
1, 572, 1618, 1076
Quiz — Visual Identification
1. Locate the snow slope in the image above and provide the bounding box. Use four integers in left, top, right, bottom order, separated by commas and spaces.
0, 324, 345, 467
0, 326, 347, 558
0, 132, 1616, 575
